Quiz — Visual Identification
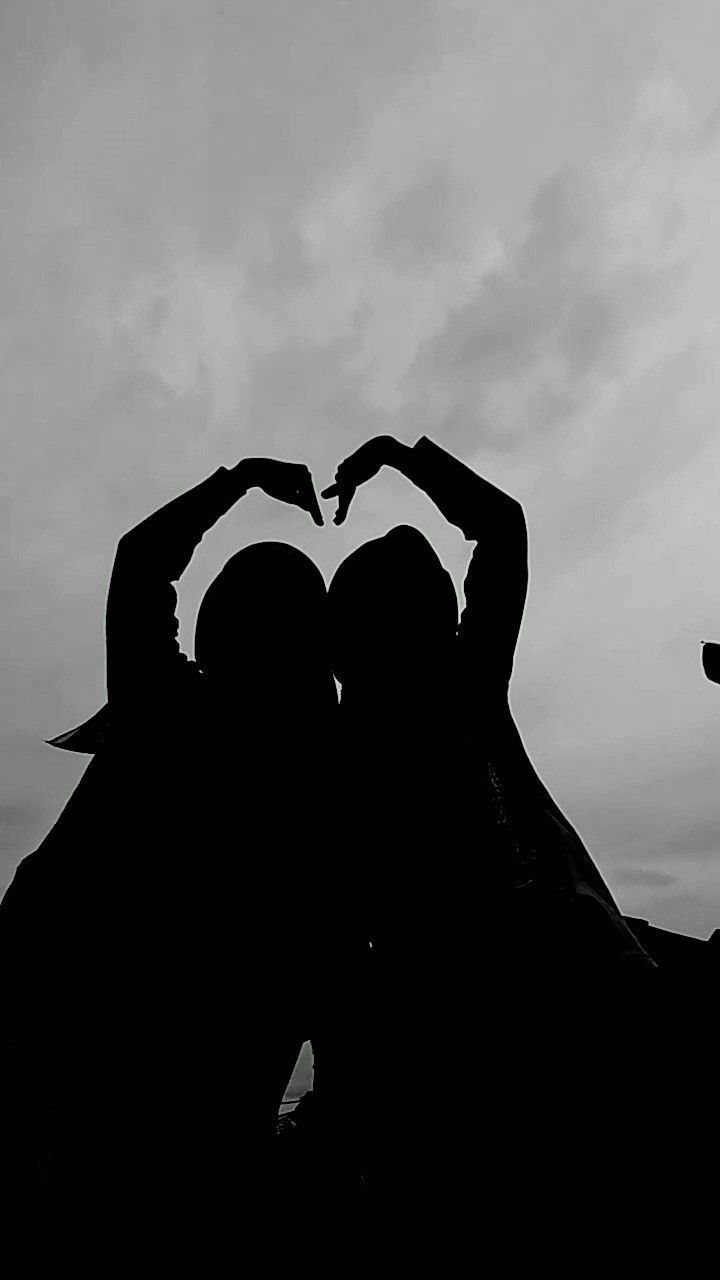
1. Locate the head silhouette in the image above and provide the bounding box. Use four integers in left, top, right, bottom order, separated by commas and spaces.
195, 542, 334, 712
328, 526, 458, 693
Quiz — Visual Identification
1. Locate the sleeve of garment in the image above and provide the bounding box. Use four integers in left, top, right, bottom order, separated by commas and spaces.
404, 436, 528, 695
105, 466, 250, 706
0, 850, 58, 1043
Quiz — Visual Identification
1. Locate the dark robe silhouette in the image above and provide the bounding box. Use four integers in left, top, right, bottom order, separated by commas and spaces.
329, 436, 652, 956
326, 436, 658, 1211
0, 462, 339, 1247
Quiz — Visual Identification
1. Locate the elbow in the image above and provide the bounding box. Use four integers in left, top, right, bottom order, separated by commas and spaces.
113, 521, 155, 573
108, 528, 146, 604
490, 494, 527, 552
114, 526, 141, 562
508, 494, 526, 525
511, 499, 528, 551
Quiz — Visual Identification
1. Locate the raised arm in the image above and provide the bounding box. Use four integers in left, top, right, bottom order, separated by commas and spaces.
323, 435, 528, 694
106, 459, 323, 707
401, 437, 527, 691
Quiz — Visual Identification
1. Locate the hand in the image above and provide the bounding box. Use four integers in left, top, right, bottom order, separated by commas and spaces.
702, 641, 720, 685
321, 436, 407, 525
241, 459, 324, 526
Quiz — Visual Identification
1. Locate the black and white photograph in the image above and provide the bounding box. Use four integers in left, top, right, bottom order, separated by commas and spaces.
1, 0, 718, 1263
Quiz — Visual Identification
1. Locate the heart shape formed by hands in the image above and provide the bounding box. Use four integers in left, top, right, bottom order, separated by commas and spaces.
247, 436, 408, 528
241, 458, 324, 526
321, 436, 408, 525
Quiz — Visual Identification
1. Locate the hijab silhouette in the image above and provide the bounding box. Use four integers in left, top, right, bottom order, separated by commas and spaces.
328, 525, 457, 691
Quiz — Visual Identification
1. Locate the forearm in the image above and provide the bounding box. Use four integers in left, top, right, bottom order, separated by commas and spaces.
111, 461, 255, 581
105, 461, 256, 700
390, 436, 523, 543
390, 435, 528, 686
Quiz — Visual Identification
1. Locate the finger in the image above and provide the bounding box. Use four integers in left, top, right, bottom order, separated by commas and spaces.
291, 469, 324, 527
308, 496, 324, 526
334, 484, 355, 525
320, 483, 340, 499
302, 476, 324, 527
293, 484, 323, 527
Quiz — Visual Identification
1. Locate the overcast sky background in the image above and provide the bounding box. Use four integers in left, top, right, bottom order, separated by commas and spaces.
4, 0, 720, 944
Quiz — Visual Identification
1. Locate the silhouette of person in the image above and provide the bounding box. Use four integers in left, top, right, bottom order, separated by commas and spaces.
322, 435, 656, 1204
702, 639, 720, 684
0, 456, 339, 1246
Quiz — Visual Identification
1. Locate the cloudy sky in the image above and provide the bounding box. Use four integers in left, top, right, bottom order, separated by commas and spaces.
3, 0, 720, 944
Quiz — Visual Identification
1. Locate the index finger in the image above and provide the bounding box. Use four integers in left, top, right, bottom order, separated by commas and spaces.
298, 473, 324, 526
334, 484, 355, 525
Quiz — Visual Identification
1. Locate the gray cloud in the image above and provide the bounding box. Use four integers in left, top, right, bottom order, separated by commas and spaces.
373, 166, 479, 270
0, 795, 54, 887
405, 162, 683, 464
0, 801, 43, 831
4, 1, 720, 944
612, 867, 677, 888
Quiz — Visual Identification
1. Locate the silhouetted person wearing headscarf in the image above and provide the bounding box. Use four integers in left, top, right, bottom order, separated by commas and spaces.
0, 455, 339, 1250
702, 639, 720, 684
322, 435, 657, 1217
